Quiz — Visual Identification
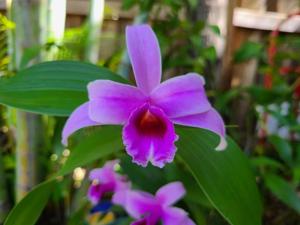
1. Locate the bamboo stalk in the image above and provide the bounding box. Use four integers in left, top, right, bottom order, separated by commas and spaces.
15, 112, 45, 200
45, 0, 67, 60
84, 0, 105, 63
7, 0, 46, 202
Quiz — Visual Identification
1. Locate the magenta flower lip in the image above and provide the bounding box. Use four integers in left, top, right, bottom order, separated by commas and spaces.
62, 24, 227, 168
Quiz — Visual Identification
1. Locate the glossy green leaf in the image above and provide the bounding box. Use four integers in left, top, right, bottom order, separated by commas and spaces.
122, 0, 137, 10
67, 205, 88, 225
20, 45, 43, 69
120, 156, 167, 193
234, 41, 263, 63
164, 163, 212, 207
4, 180, 56, 225
177, 127, 262, 225
0, 61, 126, 116
265, 173, 300, 213
251, 156, 284, 170
187, 0, 198, 9
246, 86, 290, 105
121, 155, 212, 207
208, 25, 221, 36
202, 46, 217, 61
269, 135, 293, 166
58, 126, 123, 176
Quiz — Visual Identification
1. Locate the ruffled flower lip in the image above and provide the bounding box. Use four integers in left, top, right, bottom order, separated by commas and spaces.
122, 103, 178, 168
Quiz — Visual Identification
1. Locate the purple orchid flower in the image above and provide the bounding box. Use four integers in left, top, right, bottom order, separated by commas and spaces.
87, 160, 130, 205
113, 181, 195, 225
62, 24, 226, 168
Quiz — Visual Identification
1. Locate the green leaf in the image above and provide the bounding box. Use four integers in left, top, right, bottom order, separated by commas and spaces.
165, 163, 212, 207
187, 0, 198, 9
4, 180, 56, 225
57, 126, 123, 176
251, 156, 284, 170
269, 135, 293, 166
234, 41, 263, 63
120, 155, 167, 193
0, 13, 15, 30
265, 174, 300, 213
176, 127, 262, 225
0, 61, 126, 116
246, 86, 290, 105
20, 45, 43, 69
208, 25, 221, 36
121, 155, 212, 207
202, 46, 217, 61
122, 0, 137, 10
67, 205, 88, 225
266, 108, 291, 127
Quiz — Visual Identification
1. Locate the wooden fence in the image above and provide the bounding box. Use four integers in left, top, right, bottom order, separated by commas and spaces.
0, 0, 299, 87
227, 0, 300, 89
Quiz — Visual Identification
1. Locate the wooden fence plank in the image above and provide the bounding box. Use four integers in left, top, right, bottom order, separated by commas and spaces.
277, 0, 299, 14
240, 0, 266, 11
234, 8, 300, 32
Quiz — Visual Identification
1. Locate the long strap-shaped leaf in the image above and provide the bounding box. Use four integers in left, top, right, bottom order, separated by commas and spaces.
0, 61, 126, 116
177, 127, 262, 225
4, 180, 56, 225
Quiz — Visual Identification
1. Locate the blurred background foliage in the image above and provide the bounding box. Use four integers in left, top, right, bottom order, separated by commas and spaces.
0, 0, 299, 225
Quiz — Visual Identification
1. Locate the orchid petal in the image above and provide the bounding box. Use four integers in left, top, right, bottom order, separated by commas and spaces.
172, 108, 227, 150
162, 207, 195, 225
115, 190, 157, 219
88, 80, 146, 124
126, 25, 161, 94
156, 182, 186, 206
112, 190, 128, 206
151, 73, 211, 118
122, 104, 178, 168
88, 160, 130, 205
89, 160, 118, 183
62, 102, 99, 146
